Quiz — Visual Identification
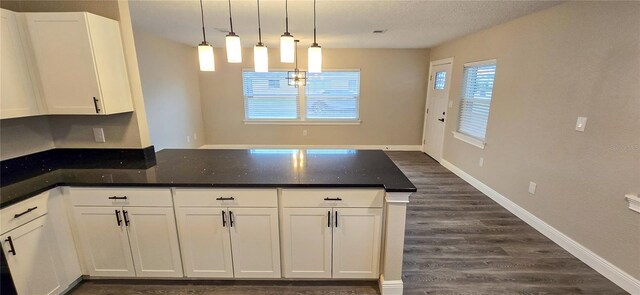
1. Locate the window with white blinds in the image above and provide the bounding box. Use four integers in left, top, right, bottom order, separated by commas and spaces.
306, 72, 360, 120
457, 60, 496, 140
243, 71, 299, 120
242, 70, 360, 122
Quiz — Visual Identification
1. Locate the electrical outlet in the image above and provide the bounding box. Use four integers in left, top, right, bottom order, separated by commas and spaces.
478, 157, 484, 167
528, 181, 537, 195
303, 130, 308, 136
193, 133, 198, 140
575, 117, 587, 132
93, 128, 105, 143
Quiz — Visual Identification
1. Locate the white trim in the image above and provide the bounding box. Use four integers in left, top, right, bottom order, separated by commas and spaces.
626, 194, 640, 214
431, 57, 454, 66
243, 120, 361, 125
439, 159, 640, 295
452, 131, 485, 149
385, 192, 411, 203
200, 144, 422, 151
379, 274, 403, 295
464, 58, 497, 67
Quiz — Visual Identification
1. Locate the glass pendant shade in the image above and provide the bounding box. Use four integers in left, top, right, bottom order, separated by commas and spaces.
308, 45, 322, 73
280, 34, 295, 63
254, 44, 268, 72
198, 43, 215, 71
226, 34, 242, 63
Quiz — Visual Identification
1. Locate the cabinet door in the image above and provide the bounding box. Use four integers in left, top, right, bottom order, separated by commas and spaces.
175, 207, 233, 278
25, 12, 102, 114
281, 208, 332, 278
0, 9, 40, 119
332, 208, 382, 279
229, 208, 281, 278
73, 206, 135, 277
125, 207, 183, 278
1, 215, 65, 295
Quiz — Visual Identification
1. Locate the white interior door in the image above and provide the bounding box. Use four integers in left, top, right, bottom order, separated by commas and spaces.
175, 207, 234, 278
125, 207, 183, 278
281, 208, 332, 278
229, 208, 281, 278
1, 215, 65, 295
422, 59, 453, 161
332, 208, 382, 279
73, 206, 135, 277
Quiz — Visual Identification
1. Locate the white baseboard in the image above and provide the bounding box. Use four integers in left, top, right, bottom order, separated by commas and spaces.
199, 144, 422, 151
440, 159, 640, 295
379, 275, 403, 295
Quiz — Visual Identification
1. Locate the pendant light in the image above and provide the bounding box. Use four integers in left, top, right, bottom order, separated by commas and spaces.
308, 0, 322, 73
280, 0, 294, 63
225, 0, 242, 63
253, 0, 268, 72
197, 0, 214, 71
287, 40, 306, 87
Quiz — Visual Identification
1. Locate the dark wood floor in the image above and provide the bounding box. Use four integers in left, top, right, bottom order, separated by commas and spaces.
69, 152, 627, 295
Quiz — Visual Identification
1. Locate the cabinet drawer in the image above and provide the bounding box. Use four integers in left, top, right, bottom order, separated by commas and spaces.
1, 192, 49, 234
69, 187, 172, 207
281, 189, 384, 208
174, 189, 277, 208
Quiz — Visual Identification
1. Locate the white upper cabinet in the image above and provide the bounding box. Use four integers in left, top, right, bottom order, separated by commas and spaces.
24, 12, 133, 115
0, 9, 41, 119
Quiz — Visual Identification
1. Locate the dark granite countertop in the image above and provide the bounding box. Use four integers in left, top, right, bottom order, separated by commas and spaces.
1, 149, 416, 207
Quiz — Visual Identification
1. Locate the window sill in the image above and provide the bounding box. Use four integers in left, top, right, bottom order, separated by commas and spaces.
452, 131, 485, 149
244, 120, 361, 126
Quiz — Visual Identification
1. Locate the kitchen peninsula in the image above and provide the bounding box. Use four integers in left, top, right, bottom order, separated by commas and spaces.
1, 149, 415, 295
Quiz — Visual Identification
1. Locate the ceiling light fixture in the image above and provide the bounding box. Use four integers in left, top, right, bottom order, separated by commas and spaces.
280, 0, 294, 63
225, 0, 242, 63
253, 0, 268, 72
308, 0, 322, 73
197, 0, 214, 71
287, 40, 306, 87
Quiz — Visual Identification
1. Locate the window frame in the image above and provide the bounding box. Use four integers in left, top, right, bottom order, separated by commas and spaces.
452, 59, 497, 149
242, 68, 362, 125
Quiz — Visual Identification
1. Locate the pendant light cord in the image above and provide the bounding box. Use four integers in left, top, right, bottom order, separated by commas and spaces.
285, 0, 289, 33
313, 0, 317, 44
199, 0, 207, 43
257, 0, 262, 45
228, 0, 234, 33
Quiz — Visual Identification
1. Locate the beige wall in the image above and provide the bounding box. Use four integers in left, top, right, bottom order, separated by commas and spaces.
134, 31, 205, 150
200, 48, 429, 146
430, 1, 640, 278
0, 0, 151, 159
0, 116, 54, 159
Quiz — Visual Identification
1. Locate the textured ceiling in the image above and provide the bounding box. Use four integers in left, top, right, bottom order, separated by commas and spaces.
129, 0, 561, 48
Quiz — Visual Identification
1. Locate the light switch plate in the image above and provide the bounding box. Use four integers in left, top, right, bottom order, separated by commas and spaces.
448, 101, 453, 108
528, 181, 537, 195
575, 117, 587, 132
478, 157, 484, 167
93, 128, 105, 143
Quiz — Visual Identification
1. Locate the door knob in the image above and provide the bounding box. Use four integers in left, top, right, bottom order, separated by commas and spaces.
438, 118, 445, 122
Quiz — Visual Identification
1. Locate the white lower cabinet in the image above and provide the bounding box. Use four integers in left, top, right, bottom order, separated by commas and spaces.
173, 189, 281, 279
229, 208, 281, 278
281, 208, 332, 278
73, 206, 136, 277
281, 189, 384, 279
332, 208, 382, 279
174, 207, 234, 278
0, 189, 81, 295
1, 215, 65, 295
122, 207, 183, 278
69, 188, 183, 278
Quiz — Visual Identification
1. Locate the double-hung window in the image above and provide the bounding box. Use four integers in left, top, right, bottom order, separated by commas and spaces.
455, 60, 496, 147
242, 70, 360, 123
